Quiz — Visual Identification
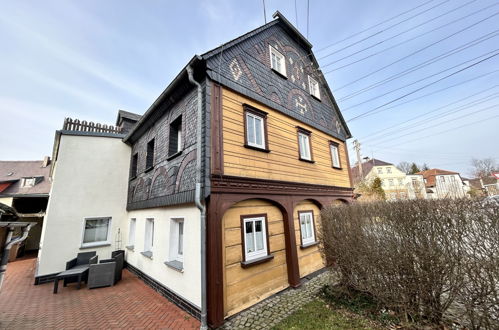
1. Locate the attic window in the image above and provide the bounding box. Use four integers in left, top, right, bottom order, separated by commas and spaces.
269, 46, 286, 77
308, 76, 320, 99
21, 177, 36, 187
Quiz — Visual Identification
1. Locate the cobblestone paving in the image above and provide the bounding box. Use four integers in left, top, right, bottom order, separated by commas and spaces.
220, 270, 337, 329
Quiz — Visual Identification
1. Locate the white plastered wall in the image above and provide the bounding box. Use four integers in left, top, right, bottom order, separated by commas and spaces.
125, 205, 201, 308
37, 134, 130, 276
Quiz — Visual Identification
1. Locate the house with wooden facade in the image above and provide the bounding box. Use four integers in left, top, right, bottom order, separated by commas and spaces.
37, 12, 353, 328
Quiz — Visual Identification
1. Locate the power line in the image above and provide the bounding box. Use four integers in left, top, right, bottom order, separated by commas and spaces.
322, 1, 496, 72
294, 0, 298, 28
307, 0, 310, 39
337, 29, 499, 102
351, 70, 499, 119
320, 0, 475, 63
369, 103, 499, 145
343, 48, 499, 111
332, 11, 499, 90
347, 52, 499, 122
365, 93, 499, 143
372, 113, 499, 149
316, 0, 437, 53
359, 85, 499, 140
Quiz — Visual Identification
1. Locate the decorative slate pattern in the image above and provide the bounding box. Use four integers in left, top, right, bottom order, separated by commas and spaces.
127, 87, 200, 209
205, 24, 347, 140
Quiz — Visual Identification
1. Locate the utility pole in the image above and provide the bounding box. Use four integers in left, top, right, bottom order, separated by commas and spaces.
353, 140, 363, 178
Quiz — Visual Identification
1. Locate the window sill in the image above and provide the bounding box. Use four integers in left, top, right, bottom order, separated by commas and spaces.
299, 158, 315, 164
167, 150, 183, 161
80, 243, 111, 250
141, 251, 153, 259
164, 260, 184, 272
300, 241, 319, 249
332, 166, 342, 170
240, 254, 274, 268
244, 144, 271, 153
271, 68, 287, 79
310, 94, 321, 102
144, 166, 154, 173
126, 245, 134, 251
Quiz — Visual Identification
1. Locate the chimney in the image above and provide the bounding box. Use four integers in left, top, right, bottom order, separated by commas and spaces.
42, 156, 51, 168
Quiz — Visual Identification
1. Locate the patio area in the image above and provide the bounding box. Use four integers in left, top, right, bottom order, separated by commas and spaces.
0, 256, 199, 329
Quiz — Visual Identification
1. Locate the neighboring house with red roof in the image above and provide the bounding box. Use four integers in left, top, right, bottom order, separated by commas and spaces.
351, 158, 426, 200
417, 169, 468, 199
0, 157, 51, 256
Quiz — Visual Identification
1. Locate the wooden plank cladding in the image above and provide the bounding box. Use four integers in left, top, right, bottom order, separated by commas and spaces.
294, 200, 325, 278
223, 199, 288, 317
220, 87, 351, 188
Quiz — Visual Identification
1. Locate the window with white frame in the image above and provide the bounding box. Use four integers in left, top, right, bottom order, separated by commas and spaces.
82, 217, 111, 248
440, 176, 445, 183
245, 111, 265, 149
377, 167, 383, 174
308, 76, 320, 99
144, 218, 154, 254
389, 179, 394, 186
398, 178, 403, 186
169, 218, 184, 264
269, 45, 286, 76
21, 177, 36, 187
299, 211, 315, 245
386, 167, 392, 174
330, 142, 340, 168
127, 218, 136, 249
242, 215, 268, 261
298, 131, 312, 161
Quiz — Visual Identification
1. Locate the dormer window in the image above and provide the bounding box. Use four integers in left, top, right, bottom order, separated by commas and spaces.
269, 45, 286, 77
308, 76, 320, 99
21, 177, 36, 187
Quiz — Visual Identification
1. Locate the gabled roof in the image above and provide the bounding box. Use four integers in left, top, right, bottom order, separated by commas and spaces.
0, 160, 51, 196
350, 158, 394, 184
202, 11, 351, 139
417, 168, 461, 187
116, 110, 142, 126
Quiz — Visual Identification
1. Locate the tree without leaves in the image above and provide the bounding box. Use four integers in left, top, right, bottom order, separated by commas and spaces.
470, 158, 498, 178
397, 161, 412, 174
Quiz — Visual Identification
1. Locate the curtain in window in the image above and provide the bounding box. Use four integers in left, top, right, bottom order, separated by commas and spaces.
83, 218, 109, 243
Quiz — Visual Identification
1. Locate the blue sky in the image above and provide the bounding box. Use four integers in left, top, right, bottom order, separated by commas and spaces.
1, 0, 497, 176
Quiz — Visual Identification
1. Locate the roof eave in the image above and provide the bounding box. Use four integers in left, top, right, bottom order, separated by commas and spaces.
123, 56, 204, 144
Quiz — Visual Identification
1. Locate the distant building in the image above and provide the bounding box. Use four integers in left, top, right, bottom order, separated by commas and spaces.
351, 158, 426, 200
417, 169, 468, 199
0, 157, 51, 257
468, 174, 499, 196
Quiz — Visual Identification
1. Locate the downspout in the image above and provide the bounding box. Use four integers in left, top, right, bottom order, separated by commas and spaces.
186, 63, 208, 330
0, 224, 33, 290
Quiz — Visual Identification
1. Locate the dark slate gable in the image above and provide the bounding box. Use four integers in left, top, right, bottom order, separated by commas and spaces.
203, 18, 350, 141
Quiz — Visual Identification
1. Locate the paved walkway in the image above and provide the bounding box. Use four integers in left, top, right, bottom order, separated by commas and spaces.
0, 257, 199, 329
221, 270, 335, 329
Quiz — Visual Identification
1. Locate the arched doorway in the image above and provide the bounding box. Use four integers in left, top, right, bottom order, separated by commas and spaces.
221, 198, 289, 318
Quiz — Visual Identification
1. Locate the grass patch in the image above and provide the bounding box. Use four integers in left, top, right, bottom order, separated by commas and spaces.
272, 299, 378, 330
